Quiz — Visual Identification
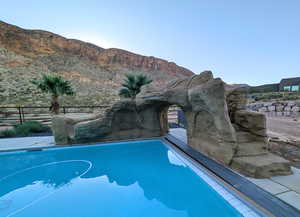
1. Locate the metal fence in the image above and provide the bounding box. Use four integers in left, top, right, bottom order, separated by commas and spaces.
0, 106, 110, 126
0, 105, 187, 128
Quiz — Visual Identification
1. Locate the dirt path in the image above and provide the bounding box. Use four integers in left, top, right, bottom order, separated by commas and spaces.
266, 116, 300, 168
267, 116, 300, 141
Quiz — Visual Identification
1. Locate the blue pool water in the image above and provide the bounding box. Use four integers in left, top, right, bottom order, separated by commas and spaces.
0, 140, 244, 217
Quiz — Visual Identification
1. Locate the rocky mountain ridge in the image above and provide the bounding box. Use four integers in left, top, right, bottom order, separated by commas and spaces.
0, 21, 194, 106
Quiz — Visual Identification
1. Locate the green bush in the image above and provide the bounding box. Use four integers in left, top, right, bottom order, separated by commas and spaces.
249, 91, 300, 102
0, 129, 17, 138
13, 124, 31, 137
13, 121, 51, 136
0, 121, 51, 138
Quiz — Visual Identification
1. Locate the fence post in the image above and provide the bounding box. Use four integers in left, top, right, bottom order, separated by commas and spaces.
18, 106, 23, 124
22, 107, 25, 122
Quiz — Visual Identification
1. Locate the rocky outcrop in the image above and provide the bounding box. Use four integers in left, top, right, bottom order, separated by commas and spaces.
229, 109, 292, 178
231, 153, 291, 178
52, 72, 292, 178
226, 87, 292, 178
186, 78, 237, 164
0, 21, 193, 106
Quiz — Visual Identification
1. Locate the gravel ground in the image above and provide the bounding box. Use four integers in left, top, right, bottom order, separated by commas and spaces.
266, 115, 300, 168
267, 116, 300, 141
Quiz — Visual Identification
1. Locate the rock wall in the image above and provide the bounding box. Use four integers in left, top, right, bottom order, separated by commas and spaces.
52, 72, 292, 178
248, 101, 300, 113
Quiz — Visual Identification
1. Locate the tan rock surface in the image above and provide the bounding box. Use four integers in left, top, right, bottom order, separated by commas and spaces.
231, 153, 292, 178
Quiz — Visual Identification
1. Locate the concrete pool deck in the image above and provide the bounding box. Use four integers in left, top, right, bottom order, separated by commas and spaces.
0, 136, 55, 152
0, 130, 299, 212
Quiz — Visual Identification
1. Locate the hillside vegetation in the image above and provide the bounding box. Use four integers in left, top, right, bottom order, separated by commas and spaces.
249, 91, 300, 102
0, 21, 193, 106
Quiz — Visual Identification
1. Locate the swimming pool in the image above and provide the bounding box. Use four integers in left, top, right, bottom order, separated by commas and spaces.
0, 140, 262, 217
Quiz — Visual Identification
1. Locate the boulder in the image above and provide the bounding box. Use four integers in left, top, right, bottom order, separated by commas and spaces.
187, 78, 237, 164
234, 131, 267, 157
234, 111, 266, 137
268, 105, 276, 111
284, 106, 291, 112
167, 70, 213, 89
258, 107, 267, 112
231, 153, 292, 178
291, 106, 300, 112
74, 100, 166, 143
276, 105, 284, 112
288, 101, 296, 107
235, 141, 268, 157
225, 85, 248, 120
52, 113, 105, 145
52, 115, 70, 145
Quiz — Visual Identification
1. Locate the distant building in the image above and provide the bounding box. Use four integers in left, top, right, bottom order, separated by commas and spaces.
279, 77, 300, 92
251, 77, 300, 93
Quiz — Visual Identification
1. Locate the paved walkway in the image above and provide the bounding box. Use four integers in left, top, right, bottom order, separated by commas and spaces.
170, 128, 300, 211
0, 136, 55, 152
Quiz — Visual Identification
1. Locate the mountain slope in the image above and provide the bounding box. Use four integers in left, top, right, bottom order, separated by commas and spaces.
0, 21, 194, 106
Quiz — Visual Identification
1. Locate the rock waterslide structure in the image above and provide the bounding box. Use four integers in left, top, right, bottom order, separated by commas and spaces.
52, 71, 292, 178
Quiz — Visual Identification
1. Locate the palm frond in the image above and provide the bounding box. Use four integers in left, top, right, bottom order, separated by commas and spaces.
136, 74, 153, 87
119, 73, 152, 99
31, 74, 75, 97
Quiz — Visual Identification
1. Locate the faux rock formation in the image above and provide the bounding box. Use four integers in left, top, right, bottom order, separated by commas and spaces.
52, 71, 292, 178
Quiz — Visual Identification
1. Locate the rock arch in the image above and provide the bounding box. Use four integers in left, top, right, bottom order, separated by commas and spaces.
52, 71, 292, 178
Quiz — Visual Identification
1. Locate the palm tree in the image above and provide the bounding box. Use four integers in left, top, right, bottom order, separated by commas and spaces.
119, 74, 152, 100
32, 74, 75, 114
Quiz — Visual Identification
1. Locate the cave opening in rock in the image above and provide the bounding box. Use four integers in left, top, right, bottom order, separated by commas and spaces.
158, 105, 187, 142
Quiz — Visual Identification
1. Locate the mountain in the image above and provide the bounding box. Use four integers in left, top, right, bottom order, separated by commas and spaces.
0, 21, 194, 106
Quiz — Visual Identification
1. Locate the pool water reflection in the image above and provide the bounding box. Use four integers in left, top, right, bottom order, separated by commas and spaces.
0, 140, 243, 217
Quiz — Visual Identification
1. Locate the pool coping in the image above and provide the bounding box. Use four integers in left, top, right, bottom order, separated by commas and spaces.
164, 133, 300, 217
0, 136, 162, 153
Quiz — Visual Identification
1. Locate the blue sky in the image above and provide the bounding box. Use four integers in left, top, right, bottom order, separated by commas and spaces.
1, 0, 299, 85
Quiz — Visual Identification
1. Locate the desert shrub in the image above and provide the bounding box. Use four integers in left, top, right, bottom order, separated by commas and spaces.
249, 91, 300, 102
0, 129, 17, 138
13, 121, 51, 137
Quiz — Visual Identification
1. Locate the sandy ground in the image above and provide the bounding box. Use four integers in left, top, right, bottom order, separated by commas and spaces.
266, 116, 300, 141
0, 126, 13, 131
267, 115, 300, 168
